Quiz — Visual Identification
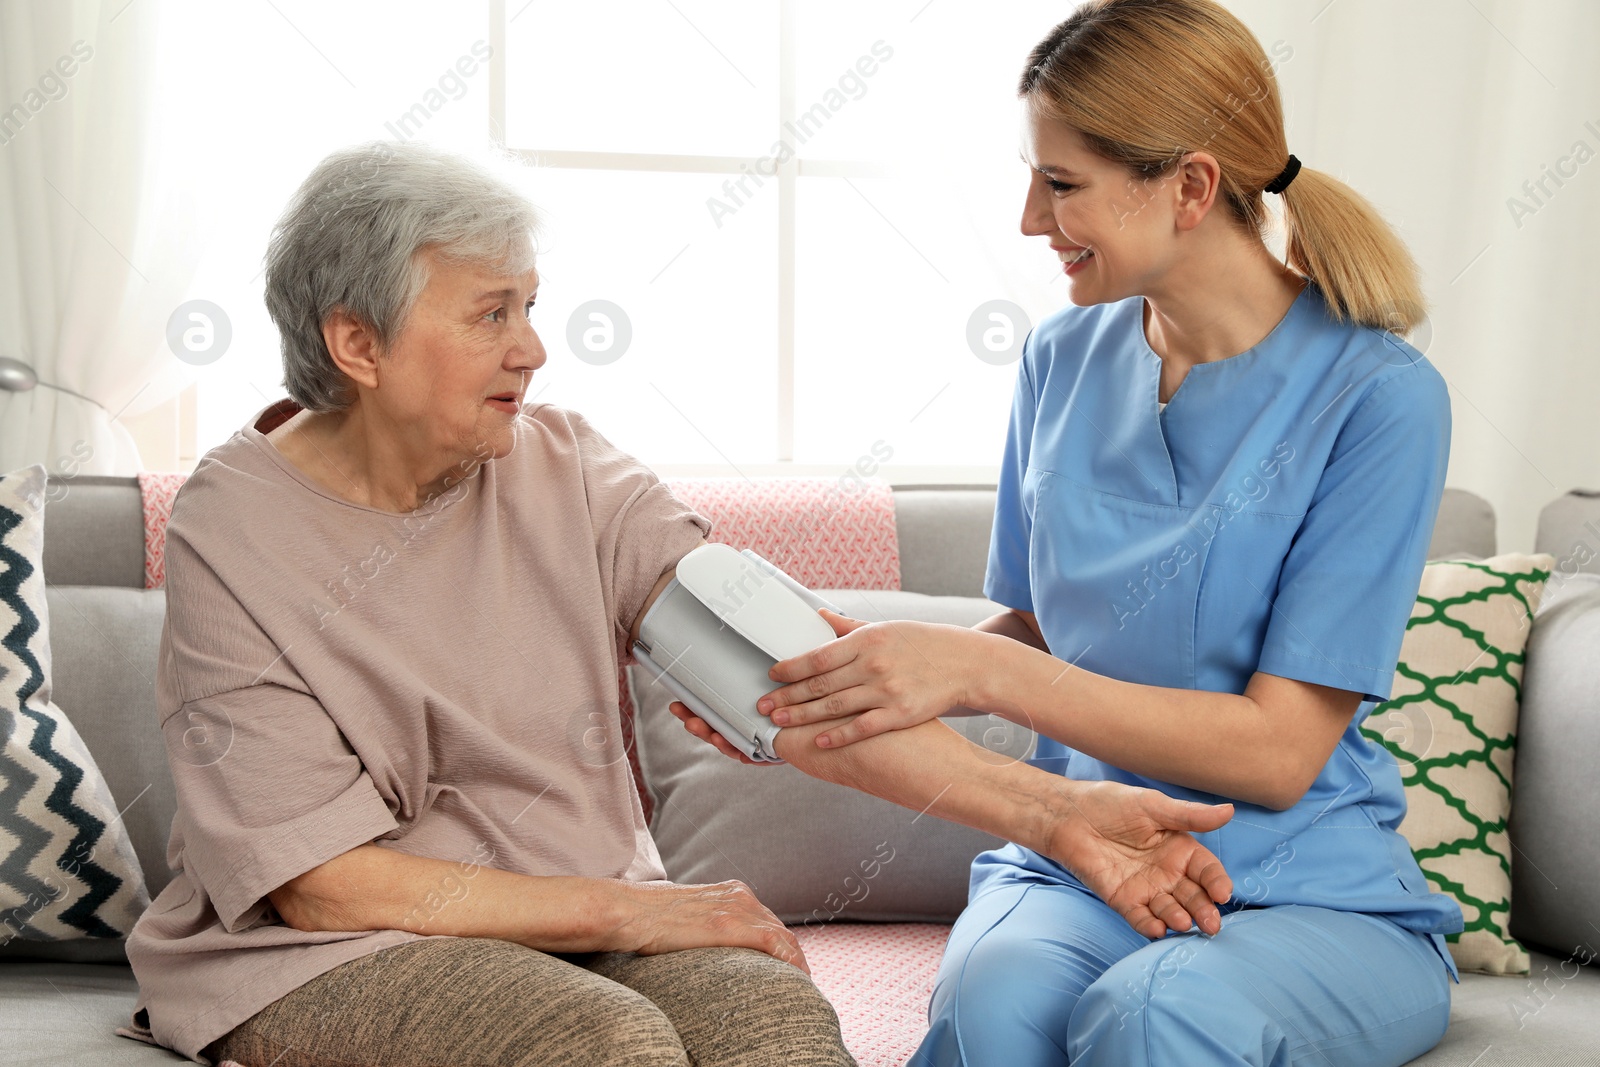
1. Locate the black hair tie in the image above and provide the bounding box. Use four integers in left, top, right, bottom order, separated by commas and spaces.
1264, 154, 1301, 194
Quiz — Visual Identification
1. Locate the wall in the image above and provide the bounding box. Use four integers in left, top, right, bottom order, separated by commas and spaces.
1229, 0, 1599, 552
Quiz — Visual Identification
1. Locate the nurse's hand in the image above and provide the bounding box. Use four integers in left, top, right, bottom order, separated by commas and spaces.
1050, 780, 1235, 939
758, 609, 983, 749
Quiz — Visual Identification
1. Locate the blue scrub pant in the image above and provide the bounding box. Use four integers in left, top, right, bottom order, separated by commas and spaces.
911, 878, 1451, 1066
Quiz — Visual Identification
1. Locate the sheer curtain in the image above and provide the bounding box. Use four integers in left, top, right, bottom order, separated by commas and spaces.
0, 0, 196, 478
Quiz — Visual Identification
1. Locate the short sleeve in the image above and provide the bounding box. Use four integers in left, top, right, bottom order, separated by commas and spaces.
1255, 365, 1452, 704
163, 685, 398, 933
984, 331, 1039, 613
152, 511, 400, 933
567, 411, 711, 662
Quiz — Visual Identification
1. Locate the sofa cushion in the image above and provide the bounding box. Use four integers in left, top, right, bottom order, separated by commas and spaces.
1539, 569, 1600, 614
0, 465, 150, 959
1509, 573, 1600, 963
4, 946, 1592, 1067
801, 922, 948, 1066
802, 931, 1600, 1067
1406, 950, 1600, 1064
1361, 553, 1554, 975
633, 589, 1034, 923
0, 961, 202, 1065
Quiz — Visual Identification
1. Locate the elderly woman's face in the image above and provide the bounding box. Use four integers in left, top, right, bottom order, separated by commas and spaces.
378, 250, 545, 465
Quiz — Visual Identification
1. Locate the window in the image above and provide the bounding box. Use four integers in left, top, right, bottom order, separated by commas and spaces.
157, 0, 499, 459
174, 0, 1077, 479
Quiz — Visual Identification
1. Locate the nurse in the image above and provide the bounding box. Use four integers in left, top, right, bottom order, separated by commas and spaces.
741, 1, 1464, 1064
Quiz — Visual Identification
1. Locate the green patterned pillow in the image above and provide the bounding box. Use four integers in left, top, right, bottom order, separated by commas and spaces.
1362, 552, 1553, 976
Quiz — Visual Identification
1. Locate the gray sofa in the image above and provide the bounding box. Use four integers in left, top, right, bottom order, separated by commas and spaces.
2, 476, 1598, 1066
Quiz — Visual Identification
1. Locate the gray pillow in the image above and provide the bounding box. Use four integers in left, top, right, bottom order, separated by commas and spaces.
633, 589, 1036, 924
1508, 575, 1600, 960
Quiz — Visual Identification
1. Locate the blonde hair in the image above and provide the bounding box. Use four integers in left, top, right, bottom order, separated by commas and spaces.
1020, 0, 1425, 333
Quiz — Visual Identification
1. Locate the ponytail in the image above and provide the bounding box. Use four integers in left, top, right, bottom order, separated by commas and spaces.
1276, 167, 1426, 332
1021, 0, 1426, 334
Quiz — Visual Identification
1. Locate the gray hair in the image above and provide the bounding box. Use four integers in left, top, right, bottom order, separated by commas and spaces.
264, 140, 541, 412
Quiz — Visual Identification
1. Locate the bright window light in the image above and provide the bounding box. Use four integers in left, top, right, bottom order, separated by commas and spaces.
165, 0, 1082, 479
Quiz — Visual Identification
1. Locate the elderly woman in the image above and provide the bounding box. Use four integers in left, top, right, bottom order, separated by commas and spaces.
124, 140, 1234, 1067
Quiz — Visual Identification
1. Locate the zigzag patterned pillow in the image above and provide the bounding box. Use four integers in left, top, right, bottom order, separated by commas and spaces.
1362, 553, 1553, 976
1, 464, 149, 945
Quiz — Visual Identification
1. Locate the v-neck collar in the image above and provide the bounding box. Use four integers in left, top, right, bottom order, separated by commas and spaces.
1129, 282, 1316, 505
1138, 280, 1315, 409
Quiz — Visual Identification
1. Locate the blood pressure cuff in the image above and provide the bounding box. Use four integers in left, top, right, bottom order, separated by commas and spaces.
632, 545, 840, 762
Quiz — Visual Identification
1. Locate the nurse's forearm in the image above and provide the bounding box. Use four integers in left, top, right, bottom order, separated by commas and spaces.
974, 638, 1315, 810
940, 610, 1050, 716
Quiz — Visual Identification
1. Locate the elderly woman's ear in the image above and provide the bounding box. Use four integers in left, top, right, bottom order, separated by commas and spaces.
320, 308, 382, 393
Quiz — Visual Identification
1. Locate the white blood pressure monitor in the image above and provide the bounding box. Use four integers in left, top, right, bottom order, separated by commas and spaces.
632, 544, 840, 762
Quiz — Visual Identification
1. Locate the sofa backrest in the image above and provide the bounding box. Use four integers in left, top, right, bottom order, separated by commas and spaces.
1430, 487, 1499, 562
37, 476, 1508, 593
40, 475, 148, 588
13, 473, 1508, 962
892, 486, 999, 596
1534, 489, 1600, 577
891, 484, 1499, 597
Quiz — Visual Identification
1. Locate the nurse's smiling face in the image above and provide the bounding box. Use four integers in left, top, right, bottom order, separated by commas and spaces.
1020, 107, 1199, 306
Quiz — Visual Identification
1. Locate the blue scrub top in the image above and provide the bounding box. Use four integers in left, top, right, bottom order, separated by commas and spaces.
980, 281, 1464, 978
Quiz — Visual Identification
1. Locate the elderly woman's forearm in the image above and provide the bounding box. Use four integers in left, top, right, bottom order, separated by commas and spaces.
271, 842, 631, 952
772, 717, 1074, 860
770, 716, 1235, 939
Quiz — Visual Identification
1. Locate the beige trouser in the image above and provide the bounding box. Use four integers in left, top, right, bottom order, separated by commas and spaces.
202, 934, 857, 1067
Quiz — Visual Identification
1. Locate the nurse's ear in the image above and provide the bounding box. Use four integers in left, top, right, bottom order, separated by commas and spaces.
1170, 150, 1224, 233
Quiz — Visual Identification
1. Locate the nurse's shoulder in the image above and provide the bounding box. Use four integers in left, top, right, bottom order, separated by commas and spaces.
1327, 315, 1450, 439
1022, 297, 1140, 383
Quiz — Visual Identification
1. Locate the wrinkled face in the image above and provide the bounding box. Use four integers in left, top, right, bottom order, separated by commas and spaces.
1020, 106, 1185, 306
376, 250, 546, 469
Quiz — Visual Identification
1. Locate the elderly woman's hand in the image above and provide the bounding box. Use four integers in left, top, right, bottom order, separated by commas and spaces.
1047, 781, 1235, 939
755, 609, 994, 749
609, 879, 809, 973
667, 701, 776, 765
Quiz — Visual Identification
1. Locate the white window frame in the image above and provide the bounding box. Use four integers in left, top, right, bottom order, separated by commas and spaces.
486, 0, 999, 485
